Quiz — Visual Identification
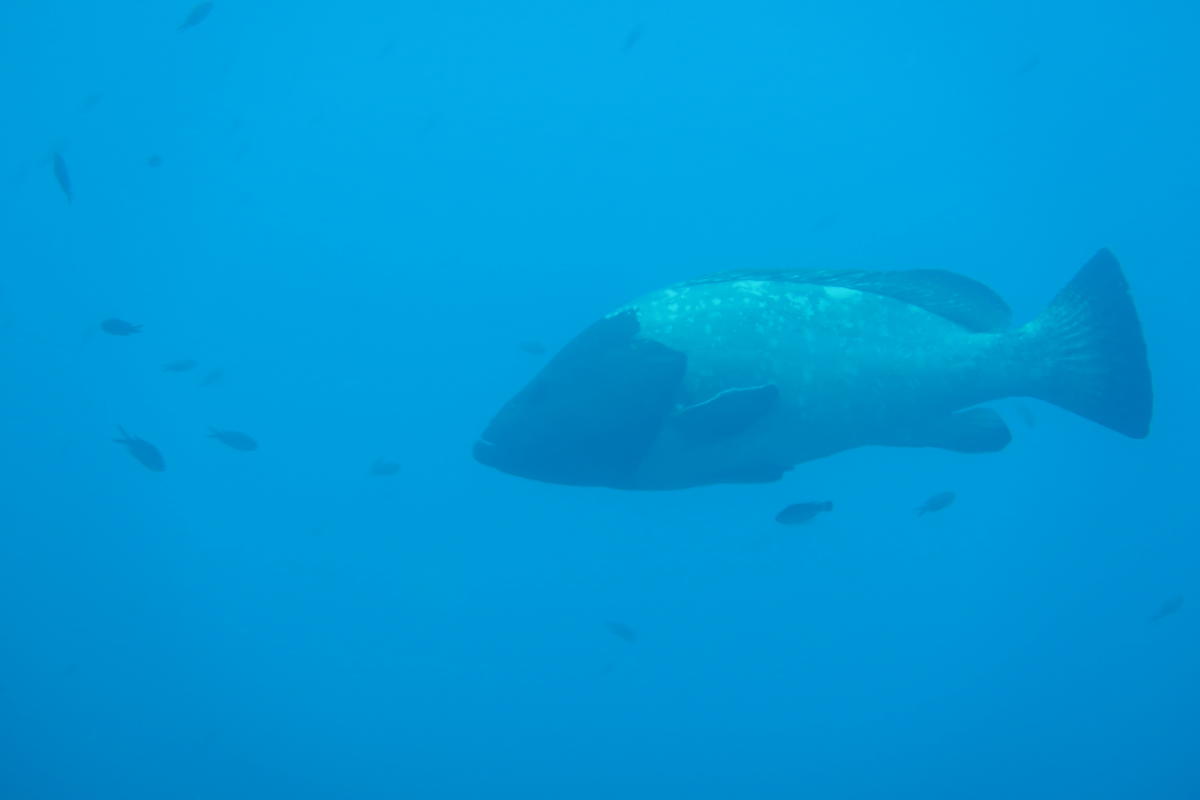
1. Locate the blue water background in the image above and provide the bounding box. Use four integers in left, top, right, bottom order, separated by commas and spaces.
1, 1, 1197, 797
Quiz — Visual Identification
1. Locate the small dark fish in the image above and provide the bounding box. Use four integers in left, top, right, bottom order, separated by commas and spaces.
916, 490, 956, 516
1016, 52, 1041, 75
369, 457, 401, 476
52, 152, 72, 203
208, 427, 257, 451
178, 1, 214, 32
199, 367, 224, 386
775, 500, 833, 525
162, 358, 198, 372
518, 340, 547, 356
1149, 595, 1184, 623
114, 426, 166, 472
620, 25, 643, 53
101, 318, 142, 336
147, 155, 163, 168
605, 621, 636, 643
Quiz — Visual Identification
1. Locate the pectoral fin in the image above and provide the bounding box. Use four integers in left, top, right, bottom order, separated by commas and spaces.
673, 384, 779, 440
884, 408, 1012, 453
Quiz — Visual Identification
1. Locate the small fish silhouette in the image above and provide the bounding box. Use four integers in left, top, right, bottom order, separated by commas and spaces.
147, 155, 163, 168
52, 153, 72, 203
101, 318, 142, 336
369, 457, 401, 476
605, 621, 636, 643
114, 426, 166, 471
163, 358, 198, 372
199, 367, 224, 386
916, 490, 956, 516
620, 25, 643, 54
1015, 52, 1041, 75
1149, 595, 1184, 623
775, 500, 833, 525
208, 428, 257, 451
178, 2, 214, 32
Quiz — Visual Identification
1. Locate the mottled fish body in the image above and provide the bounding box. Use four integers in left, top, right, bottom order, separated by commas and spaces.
475, 250, 1152, 490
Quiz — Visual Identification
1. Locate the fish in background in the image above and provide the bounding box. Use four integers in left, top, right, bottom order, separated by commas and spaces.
114, 427, 165, 472
178, 2, 214, 32
199, 367, 224, 386
1015, 52, 1041, 75
605, 621, 637, 643
1149, 595, 1184, 623
518, 340, 547, 356
916, 491, 956, 516
162, 358, 198, 372
474, 250, 1152, 490
369, 458, 401, 476
52, 153, 72, 203
208, 428, 257, 452
100, 318, 142, 336
147, 155, 163, 168
620, 25, 643, 54
775, 501, 833, 525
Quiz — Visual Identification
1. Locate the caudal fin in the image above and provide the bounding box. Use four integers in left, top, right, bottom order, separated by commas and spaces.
1020, 249, 1152, 438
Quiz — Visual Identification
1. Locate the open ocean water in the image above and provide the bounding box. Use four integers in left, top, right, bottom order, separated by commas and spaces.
1, 1, 1197, 797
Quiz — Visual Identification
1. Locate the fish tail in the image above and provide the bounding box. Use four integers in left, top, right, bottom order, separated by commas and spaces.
1014, 249, 1152, 438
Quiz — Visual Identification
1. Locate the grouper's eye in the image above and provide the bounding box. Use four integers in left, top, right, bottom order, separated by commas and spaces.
473, 310, 686, 487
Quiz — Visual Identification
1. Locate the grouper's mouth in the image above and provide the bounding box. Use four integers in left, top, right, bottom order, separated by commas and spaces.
472, 436, 578, 484
471, 438, 500, 468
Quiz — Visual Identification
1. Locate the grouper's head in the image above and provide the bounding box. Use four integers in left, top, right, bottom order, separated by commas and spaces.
473, 310, 686, 488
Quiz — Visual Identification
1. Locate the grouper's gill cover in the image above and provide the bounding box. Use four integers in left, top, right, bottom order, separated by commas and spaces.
474, 310, 686, 487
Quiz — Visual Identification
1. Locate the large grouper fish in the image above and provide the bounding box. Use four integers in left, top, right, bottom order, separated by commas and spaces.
474, 249, 1152, 490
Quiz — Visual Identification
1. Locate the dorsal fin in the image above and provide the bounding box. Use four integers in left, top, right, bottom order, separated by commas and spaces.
682, 268, 1013, 333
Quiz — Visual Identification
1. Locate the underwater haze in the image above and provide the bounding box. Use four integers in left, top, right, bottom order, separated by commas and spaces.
2, 0, 1198, 797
